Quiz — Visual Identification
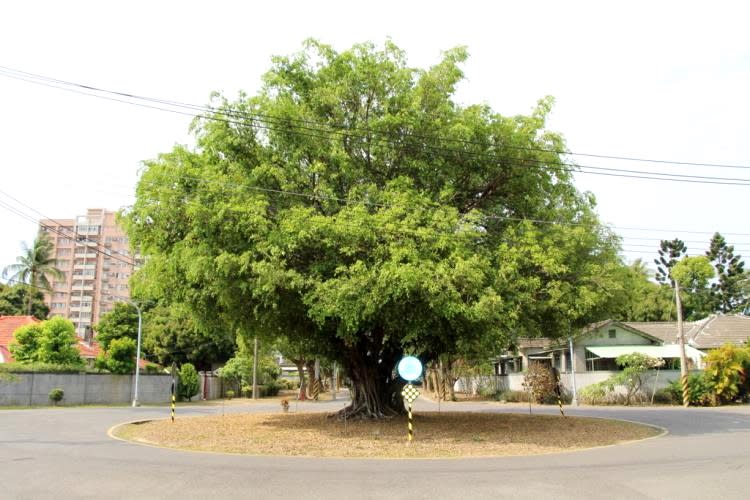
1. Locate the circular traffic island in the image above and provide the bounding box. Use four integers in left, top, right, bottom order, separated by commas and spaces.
112, 411, 661, 458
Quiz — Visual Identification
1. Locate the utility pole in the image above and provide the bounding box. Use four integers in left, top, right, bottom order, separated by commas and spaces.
252, 336, 259, 400
331, 362, 337, 400
568, 336, 578, 406
132, 302, 143, 407
675, 279, 690, 407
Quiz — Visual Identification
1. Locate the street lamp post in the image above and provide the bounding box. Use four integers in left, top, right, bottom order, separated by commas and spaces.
131, 302, 143, 407
113, 296, 143, 407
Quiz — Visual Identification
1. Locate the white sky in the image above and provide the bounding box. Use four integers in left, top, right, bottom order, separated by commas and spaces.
1, 0, 749, 276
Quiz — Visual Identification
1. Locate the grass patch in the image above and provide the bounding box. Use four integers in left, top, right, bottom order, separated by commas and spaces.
113, 411, 660, 458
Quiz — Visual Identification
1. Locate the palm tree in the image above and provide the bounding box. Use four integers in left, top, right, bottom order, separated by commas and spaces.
2, 233, 64, 315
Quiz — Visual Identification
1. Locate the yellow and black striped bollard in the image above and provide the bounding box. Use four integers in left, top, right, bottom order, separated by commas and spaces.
401, 384, 420, 442
312, 377, 320, 400
555, 373, 565, 417
171, 379, 176, 423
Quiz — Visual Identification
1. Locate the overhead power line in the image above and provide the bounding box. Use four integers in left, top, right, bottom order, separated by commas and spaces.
2, 64, 749, 171
0, 195, 139, 269
1, 65, 750, 187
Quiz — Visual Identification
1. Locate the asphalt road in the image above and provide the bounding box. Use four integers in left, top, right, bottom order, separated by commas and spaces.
1, 397, 749, 500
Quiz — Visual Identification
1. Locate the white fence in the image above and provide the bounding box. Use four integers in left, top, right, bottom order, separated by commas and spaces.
455, 370, 691, 397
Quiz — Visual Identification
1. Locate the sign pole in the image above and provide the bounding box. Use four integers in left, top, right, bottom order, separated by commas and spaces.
397, 356, 423, 444
170, 361, 176, 423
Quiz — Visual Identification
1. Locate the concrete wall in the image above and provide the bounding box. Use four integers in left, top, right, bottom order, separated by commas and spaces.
0, 373, 172, 406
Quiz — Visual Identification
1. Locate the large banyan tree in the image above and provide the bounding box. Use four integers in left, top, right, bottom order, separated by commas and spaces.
125, 40, 622, 419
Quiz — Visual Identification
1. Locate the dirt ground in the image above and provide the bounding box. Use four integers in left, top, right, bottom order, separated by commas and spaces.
114, 410, 660, 458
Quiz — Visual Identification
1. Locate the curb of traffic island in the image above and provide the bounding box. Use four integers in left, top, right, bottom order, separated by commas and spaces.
107, 412, 668, 461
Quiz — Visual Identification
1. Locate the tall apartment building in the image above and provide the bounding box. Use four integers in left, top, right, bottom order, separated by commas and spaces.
40, 209, 140, 339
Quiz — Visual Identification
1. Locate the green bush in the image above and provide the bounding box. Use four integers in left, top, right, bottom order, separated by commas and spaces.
178, 363, 200, 402
478, 384, 499, 399
263, 380, 281, 397
579, 381, 617, 405
278, 378, 296, 390
48, 388, 64, 405
652, 387, 674, 405
703, 344, 750, 404
144, 364, 162, 374
499, 390, 531, 403
225, 389, 235, 400
242, 385, 253, 398
0, 362, 89, 374
667, 374, 713, 406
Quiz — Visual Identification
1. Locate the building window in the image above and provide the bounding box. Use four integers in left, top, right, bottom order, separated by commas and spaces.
608, 329, 616, 339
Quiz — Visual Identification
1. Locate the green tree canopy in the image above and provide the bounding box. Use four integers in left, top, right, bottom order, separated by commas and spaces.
10, 317, 83, 366
654, 238, 687, 286
673, 255, 715, 321
125, 40, 623, 418
9, 323, 44, 363
610, 259, 675, 321
706, 232, 746, 313
2, 233, 63, 315
0, 283, 49, 319
140, 303, 235, 371
95, 337, 136, 374
94, 302, 140, 351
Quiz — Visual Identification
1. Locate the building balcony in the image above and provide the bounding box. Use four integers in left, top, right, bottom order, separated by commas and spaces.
71, 284, 95, 291
75, 241, 98, 248
69, 305, 92, 312
74, 252, 97, 259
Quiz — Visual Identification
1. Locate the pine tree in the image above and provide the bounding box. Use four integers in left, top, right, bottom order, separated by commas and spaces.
706, 232, 746, 313
654, 239, 687, 286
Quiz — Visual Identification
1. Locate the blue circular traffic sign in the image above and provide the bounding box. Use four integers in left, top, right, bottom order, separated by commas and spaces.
397, 356, 423, 381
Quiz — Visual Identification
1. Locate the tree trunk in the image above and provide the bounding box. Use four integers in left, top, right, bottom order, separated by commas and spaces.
294, 359, 307, 401
305, 360, 317, 399
431, 368, 442, 400
334, 333, 406, 420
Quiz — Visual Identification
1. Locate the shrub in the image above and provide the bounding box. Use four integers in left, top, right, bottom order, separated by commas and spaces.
652, 387, 674, 405
478, 384, 499, 399
225, 389, 235, 400
703, 344, 750, 404
499, 390, 531, 403
48, 388, 64, 405
278, 378, 296, 390
0, 362, 89, 374
144, 364, 161, 374
667, 374, 713, 406
178, 363, 200, 402
242, 385, 253, 398
522, 363, 558, 404
579, 381, 613, 405
263, 380, 281, 397
611, 353, 663, 405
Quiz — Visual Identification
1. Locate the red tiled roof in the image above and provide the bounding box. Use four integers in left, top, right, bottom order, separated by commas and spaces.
0, 315, 102, 362
0, 315, 39, 363
76, 340, 102, 359
0, 345, 14, 363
